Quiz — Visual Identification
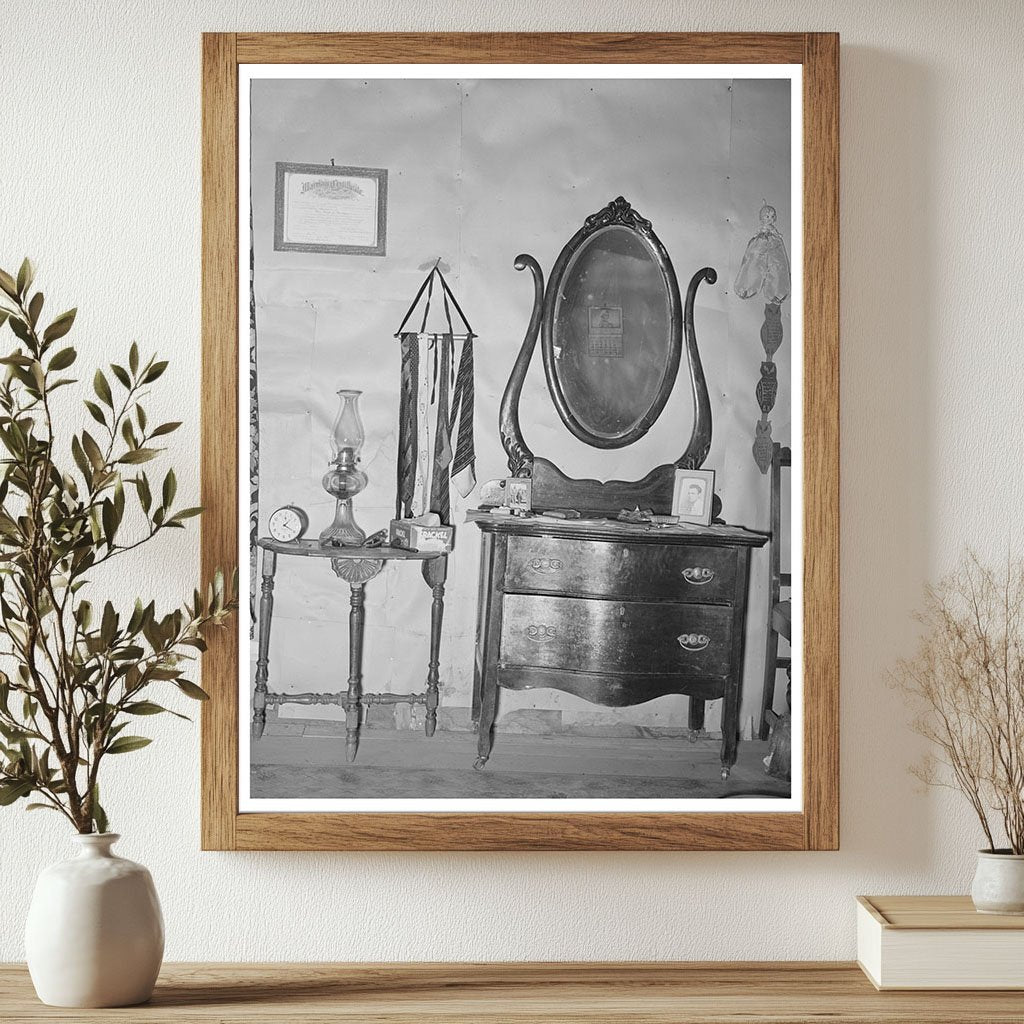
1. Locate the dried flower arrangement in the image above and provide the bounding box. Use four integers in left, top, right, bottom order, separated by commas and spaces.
895, 553, 1024, 854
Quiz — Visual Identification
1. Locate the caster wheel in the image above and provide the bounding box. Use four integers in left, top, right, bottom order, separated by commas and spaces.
721, 766, 731, 780
688, 729, 699, 743
473, 757, 488, 771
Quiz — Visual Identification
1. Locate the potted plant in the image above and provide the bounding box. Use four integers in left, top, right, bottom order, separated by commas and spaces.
0, 260, 235, 1005
896, 553, 1024, 913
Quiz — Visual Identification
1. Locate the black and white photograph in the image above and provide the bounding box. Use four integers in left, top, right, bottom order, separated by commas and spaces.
673, 468, 716, 525
241, 65, 801, 811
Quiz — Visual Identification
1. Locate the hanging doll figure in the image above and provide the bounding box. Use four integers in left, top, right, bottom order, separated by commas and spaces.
734, 202, 791, 304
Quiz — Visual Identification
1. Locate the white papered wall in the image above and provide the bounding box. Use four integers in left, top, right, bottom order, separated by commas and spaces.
251, 75, 791, 734
1, 0, 1022, 965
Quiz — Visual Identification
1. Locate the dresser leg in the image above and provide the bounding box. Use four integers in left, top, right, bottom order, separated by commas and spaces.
422, 557, 447, 739
252, 550, 277, 741
474, 678, 499, 770
720, 686, 741, 779
688, 697, 706, 742
345, 582, 367, 763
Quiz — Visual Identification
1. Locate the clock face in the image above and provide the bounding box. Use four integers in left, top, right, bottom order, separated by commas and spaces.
268, 505, 308, 542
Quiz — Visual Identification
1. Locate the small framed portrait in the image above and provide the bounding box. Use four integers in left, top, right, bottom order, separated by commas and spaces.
672, 468, 715, 525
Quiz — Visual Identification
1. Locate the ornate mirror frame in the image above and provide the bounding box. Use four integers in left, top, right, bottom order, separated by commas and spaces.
201, 31, 839, 852
541, 196, 691, 451
503, 196, 717, 514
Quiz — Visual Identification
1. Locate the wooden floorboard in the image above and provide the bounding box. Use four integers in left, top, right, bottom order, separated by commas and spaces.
250, 732, 790, 799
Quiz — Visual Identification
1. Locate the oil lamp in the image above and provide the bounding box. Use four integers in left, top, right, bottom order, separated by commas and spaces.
319, 389, 368, 546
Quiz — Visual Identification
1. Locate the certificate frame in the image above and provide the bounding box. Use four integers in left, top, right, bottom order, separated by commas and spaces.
201, 31, 839, 852
273, 161, 388, 256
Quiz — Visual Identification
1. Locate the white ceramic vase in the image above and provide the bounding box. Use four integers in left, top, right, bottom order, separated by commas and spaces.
971, 850, 1024, 915
25, 833, 164, 1007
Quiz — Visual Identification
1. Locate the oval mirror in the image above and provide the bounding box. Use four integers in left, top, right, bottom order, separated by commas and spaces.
542, 200, 682, 449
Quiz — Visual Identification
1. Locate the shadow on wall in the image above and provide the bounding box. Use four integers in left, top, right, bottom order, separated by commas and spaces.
838, 48, 935, 870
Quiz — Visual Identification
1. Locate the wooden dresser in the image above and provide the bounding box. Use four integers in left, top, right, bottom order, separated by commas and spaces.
468, 511, 767, 777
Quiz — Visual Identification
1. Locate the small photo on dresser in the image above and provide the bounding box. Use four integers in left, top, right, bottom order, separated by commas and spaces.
672, 469, 716, 526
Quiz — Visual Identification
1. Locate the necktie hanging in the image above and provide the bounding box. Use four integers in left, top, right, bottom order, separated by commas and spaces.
394, 263, 477, 525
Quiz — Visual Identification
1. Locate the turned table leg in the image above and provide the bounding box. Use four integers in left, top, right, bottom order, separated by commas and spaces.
251, 549, 277, 740
345, 583, 367, 763
331, 557, 384, 764
421, 556, 448, 738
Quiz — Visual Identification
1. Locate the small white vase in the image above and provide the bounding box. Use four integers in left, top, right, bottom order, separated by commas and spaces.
971, 849, 1024, 915
25, 833, 164, 1007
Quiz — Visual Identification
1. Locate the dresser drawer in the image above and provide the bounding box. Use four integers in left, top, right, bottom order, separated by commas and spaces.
504, 534, 738, 603
500, 594, 733, 678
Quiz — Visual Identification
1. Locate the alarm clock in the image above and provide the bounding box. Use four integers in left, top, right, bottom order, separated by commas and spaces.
268, 505, 309, 543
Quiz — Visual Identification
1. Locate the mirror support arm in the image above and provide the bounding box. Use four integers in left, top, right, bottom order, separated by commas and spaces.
499, 254, 544, 477
676, 267, 718, 470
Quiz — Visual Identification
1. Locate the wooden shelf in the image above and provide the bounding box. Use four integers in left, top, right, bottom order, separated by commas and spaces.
3, 962, 1024, 1022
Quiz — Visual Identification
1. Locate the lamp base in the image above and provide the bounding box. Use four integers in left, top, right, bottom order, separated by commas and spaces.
320, 499, 366, 547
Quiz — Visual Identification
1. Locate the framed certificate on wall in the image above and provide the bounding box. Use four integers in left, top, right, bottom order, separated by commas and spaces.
274, 162, 387, 256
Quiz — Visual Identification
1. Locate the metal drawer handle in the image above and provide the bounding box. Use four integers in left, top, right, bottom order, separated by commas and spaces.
526, 624, 558, 643
681, 567, 715, 585
677, 633, 711, 652
529, 557, 563, 575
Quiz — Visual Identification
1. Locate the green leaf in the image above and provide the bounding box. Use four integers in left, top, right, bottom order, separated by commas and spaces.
175, 679, 210, 701
91, 785, 108, 834
42, 308, 76, 344
0, 779, 33, 805
118, 448, 158, 465
124, 700, 189, 722
71, 435, 92, 482
93, 369, 113, 408
16, 258, 34, 298
168, 507, 202, 524
142, 360, 168, 383
100, 601, 117, 647
27, 292, 43, 328
150, 421, 182, 438
129, 342, 139, 375
101, 498, 116, 546
81, 431, 105, 471
105, 735, 152, 755
162, 468, 176, 508
8, 317, 31, 345
121, 418, 137, 449
48, 346, 77, 371
83, 395, 106, 423
110, 363, 131, 388
26, 802, 61, 813
76, 600, 93, 630
135, 473, 152, 513
0, 269, 18, 300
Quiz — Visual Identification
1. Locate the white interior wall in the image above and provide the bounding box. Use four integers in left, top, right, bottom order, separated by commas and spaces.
0, 0, 1022, 963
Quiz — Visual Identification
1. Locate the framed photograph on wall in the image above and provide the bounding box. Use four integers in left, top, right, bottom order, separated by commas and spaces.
201, 32, 839, 852
273, 161, 388, 256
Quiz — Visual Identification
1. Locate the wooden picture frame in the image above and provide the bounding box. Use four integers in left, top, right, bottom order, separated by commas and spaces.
201, 32, 839, 851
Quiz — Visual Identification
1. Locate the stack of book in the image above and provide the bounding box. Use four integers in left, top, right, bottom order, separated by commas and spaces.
857, 895, 1024, 990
